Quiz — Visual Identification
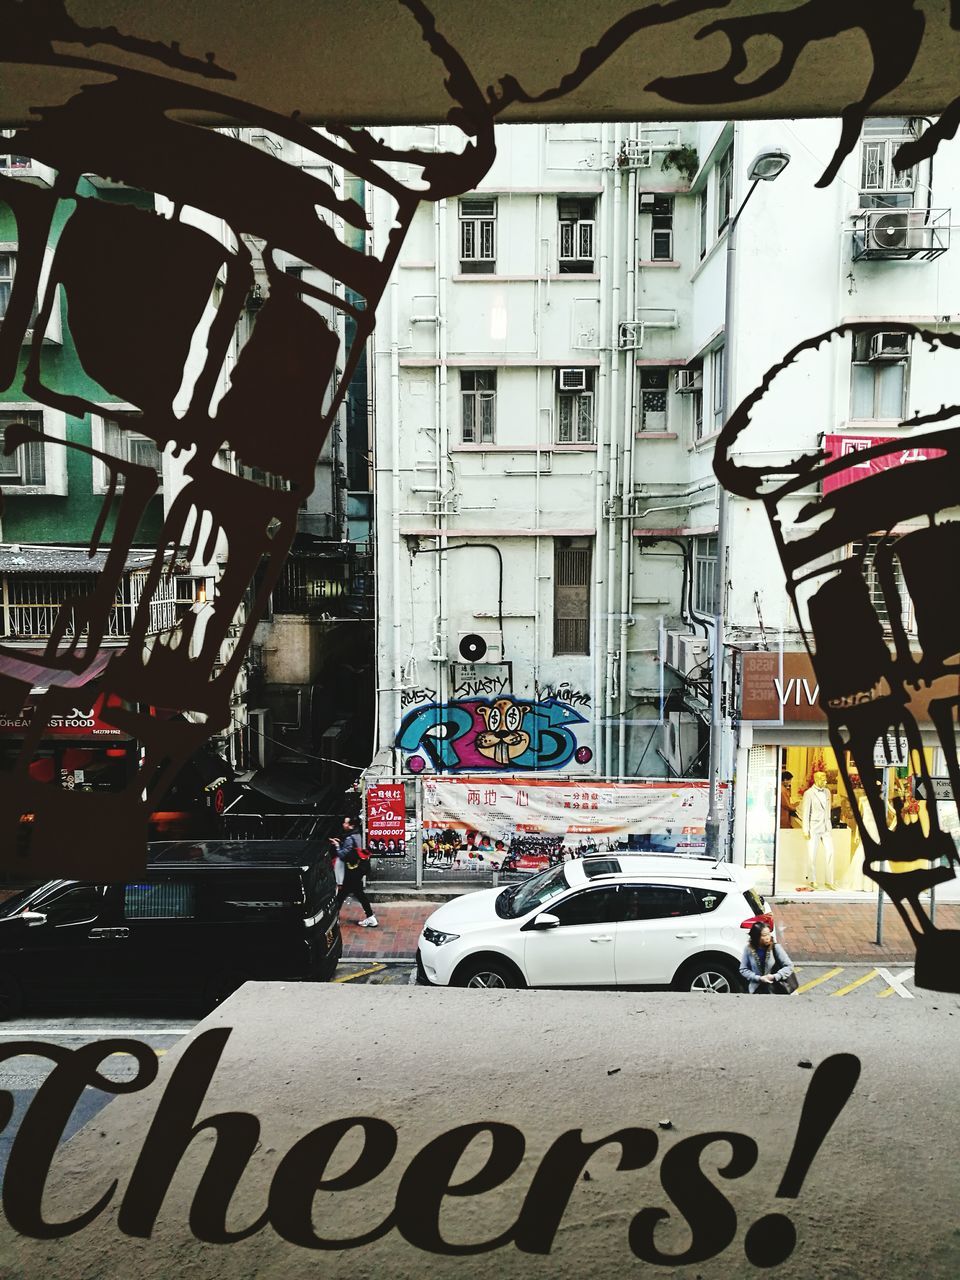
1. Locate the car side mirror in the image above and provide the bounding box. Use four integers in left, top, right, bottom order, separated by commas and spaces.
524, 912, 560, 931
20, 910, 47, 927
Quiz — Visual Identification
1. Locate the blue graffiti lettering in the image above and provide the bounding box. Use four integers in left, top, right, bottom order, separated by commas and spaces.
395, 703, 475, 770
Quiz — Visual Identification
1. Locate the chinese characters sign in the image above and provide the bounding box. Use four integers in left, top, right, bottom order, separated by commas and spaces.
822, 434, 945, 494
365, 783, 406, 857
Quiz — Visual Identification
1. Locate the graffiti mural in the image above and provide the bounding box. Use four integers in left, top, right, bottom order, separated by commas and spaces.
396, 695, 591, 773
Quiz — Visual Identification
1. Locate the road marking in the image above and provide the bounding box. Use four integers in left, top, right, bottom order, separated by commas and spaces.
795, 966, 843, 994
876, 967, 915, 999
831, 969, 881, 997
333, 963, 386, 983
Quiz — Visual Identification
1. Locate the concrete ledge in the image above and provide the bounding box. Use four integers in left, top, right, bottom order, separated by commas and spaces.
2, 986, 958, 1276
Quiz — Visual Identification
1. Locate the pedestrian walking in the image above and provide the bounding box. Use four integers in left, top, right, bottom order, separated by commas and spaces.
739, 921, 795, 994
330, 816, 378, 928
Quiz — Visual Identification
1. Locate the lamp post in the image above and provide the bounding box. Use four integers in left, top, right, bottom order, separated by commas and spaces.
704, 146, 790, 861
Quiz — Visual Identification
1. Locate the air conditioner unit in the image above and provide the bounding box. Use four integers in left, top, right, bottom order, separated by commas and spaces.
638, 192, 657, 208
866, 209, 910, 251
677, 634, 711, 679
663, 630, 683, 670
559, 367, 588, 392
675, 368, 702, 394
869, 330, 910, 360
456, 631, 503, 664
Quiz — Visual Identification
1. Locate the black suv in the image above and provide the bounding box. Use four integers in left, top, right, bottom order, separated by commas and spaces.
0, 840, 342, 1017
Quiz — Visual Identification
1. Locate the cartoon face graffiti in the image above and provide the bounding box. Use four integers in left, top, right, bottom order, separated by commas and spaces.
475, 699, 532, 766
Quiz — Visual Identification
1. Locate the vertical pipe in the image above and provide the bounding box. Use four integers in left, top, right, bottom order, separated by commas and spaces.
593, 124, 611, 771
603, 123, 623, 775
390, 253, 403, 762
437, 180, 450, 710
534, 186, 543, 697
617, 138, 639, 777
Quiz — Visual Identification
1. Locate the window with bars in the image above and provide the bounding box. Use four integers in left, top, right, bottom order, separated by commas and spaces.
716, 146, 733, 233
556, 369, 595, 444
2, 574, 131, 639
850, 330, 909, 419
0, 409, 46, 485
461, 370, 496, 443
650, 196, 674, 260
639, 367, 669, 431
554, 540, 592, 655
859, 118, 919, 208
459, 196, 497, 273
100, 410, 162, 485
558, 197, 596, 272
850, 538, 913, 632
693, 536, 718, 614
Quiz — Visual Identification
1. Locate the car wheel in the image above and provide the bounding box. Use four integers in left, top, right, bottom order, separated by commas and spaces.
0, 975, 23, 1020
676, 959, 741, 994
455, 958, 522, 990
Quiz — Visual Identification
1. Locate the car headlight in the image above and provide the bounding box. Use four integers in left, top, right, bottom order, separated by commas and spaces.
423, 927, 460, 947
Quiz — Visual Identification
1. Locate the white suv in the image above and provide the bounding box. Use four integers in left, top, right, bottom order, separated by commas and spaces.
416, 855, 772, 993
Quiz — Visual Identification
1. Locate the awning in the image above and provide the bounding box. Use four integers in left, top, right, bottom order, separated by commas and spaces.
0, 545, 162, 574
0, 647, 114, 690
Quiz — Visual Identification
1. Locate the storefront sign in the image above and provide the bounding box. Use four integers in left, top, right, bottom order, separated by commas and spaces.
873, 735, 910, 767
365, 783, 406, 855
421, 777, 719, 871
821, 434, 945, 495
0, 693, 131, 738
914, 777, 953, 802
741, 650, 960, 724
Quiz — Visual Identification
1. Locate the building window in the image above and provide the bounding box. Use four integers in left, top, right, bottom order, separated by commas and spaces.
716, 146, 734, 233
649, 196, 673, 260
0, 251, 12, 318
554, 539, 591, 655
2, 574, 131, 639
100, 411, 162, 482
556, 368, 595, 444
693, 535, 718, 614
711, 345, 725, 432
850, 330, 909, 419
639, 367, 669, 431
459, 196, 497, 273
460, 370, 496, 443
558, 197, 596, 273
859, 118, 918, 208
850, 538, 912, 632
698, 190, 708, 259
0, 409, 45, 485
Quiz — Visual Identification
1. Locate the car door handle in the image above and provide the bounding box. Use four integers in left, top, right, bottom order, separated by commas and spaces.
589, 935, 613, 943
674, 932, 699, 939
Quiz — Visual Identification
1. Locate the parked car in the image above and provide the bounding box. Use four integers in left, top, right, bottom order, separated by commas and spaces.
0, 839, 341, 1018
416, 854, 772, 992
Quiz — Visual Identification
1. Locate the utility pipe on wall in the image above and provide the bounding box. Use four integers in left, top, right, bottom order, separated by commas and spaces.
592, 122, 611, 771
618, 134, 639, 776
603, 123, 623, 774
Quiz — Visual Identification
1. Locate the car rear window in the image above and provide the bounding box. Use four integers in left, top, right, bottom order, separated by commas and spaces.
124, 879, 196, 919
743, 887, 767, 915
691, 887, 726, 912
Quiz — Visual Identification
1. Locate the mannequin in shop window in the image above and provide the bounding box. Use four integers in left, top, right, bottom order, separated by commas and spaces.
801, 770, 836, 890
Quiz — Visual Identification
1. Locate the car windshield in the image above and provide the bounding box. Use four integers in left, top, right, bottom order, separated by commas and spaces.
506, 863, 572, 918
0, 884, 44, 917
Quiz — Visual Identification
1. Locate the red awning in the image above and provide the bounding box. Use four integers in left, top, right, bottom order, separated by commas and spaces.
0, 648, 115, 690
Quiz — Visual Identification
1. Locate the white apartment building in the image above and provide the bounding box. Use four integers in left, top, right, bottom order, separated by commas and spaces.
368, 116, 960, 898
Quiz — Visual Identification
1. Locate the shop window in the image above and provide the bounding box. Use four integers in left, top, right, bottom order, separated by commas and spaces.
554, 538, 591, 655
556, 368, 595, 443
639, 367, 669, 431
716, 145, 734, 233
459, 196, 497, 273
124, 879, 197, 919
0, 409, 46, 485
558, 197, 596, 272
92, 408, 163, 492
850, 329, 909, 419
461, 370, 496, 443
850, 538, 913, 632
859, 118, 919, 209
693, 535, 718, 614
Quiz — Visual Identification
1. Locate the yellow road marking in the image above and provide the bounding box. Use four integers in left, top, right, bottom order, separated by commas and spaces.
795, 966, 843, 994
831, 969, 881, 997
877, 986, 896, 997
333, 962, 386, 983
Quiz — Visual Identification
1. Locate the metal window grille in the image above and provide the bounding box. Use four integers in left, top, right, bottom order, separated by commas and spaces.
461, 370, 496, 443
4, 574, 131, 639
851, 539, 912, 631
459, 196, 496, 271
558, 197, 597, 270
694, 536, 718, 613
0, 410, 45, 484
860, 138, 916, 194
639, 367, 668, 431
557, 391, 594, 443
554, 543, 591, 655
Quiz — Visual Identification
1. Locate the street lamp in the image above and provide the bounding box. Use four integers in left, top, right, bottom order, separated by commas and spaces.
704, 145, 791, 861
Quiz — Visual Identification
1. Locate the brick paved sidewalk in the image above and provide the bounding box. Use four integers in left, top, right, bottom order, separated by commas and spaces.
341, 897, 960, 964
